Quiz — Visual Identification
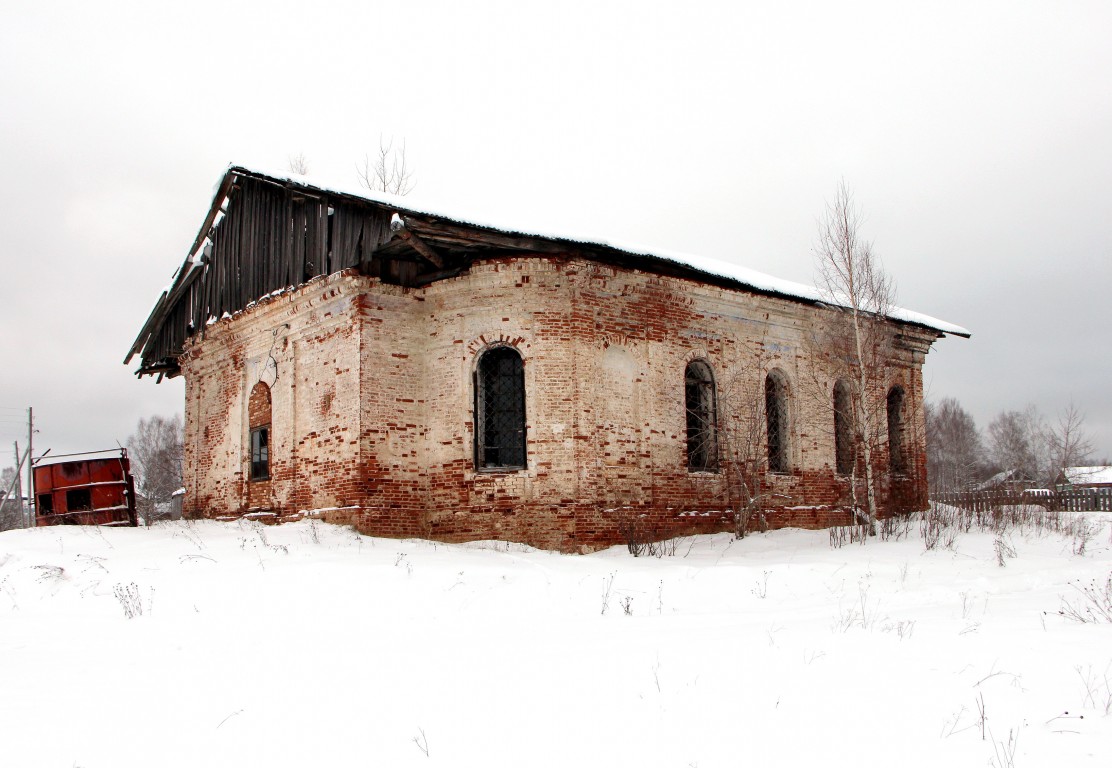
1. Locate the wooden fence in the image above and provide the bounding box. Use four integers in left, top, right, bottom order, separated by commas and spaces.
932, 488, 1112, 513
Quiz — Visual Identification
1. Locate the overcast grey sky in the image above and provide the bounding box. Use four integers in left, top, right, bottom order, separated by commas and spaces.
1, 0, 1110, 466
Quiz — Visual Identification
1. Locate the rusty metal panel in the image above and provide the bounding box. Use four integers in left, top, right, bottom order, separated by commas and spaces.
33, 450, 137, 527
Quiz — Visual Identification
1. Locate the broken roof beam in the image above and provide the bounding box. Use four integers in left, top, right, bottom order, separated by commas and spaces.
390, 214, 444, 269
404, 218, 569, 254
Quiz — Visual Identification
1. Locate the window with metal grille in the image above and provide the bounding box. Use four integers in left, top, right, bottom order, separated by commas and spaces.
887, 386, 906, 473
765, 370, 791, 473
833, 379, 854, 476
475, 347, 526, 470
685, 360, 718, 471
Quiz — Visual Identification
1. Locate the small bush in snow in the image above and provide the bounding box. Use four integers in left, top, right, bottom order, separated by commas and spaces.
1057, 573, 1112, 623
994, 535, 1017, 567
1075, 664, 1112, 715
828, 524, 869, 548
879, 514, 913, 541
113, 582, 143, 619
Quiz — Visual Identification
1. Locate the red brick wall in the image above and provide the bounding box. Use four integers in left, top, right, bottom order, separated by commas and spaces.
180, 259, 936, 551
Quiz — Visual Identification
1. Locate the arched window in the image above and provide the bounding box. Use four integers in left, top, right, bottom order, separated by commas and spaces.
765, 369, 791, 473
248, 382, 272, 481
475, 347, 526, 470
887, 386, 906, 473
685, 360, 718, 471
833, 379, 854, 476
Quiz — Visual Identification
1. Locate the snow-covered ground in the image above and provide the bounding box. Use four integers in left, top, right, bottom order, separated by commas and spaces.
1, 512, 1109, 767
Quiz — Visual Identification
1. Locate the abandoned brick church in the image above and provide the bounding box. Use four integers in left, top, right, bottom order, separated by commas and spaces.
128, 166, 967, 551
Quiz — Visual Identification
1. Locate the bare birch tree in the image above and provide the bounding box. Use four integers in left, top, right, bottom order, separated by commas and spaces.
126, 414, 184, 525
1047, 401, 1094, 482
925, 397, 984, 493
286, 153, 310, 175
357, 136, 415, 196
814, 182, 896, 533
987, 401, 1093, 488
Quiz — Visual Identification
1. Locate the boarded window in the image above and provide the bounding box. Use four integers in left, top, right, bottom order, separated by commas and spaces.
249, 382, 272, 481
475, 347, 526, 470
685, 360, 718, 471
765, 370, 791, 473
833, 379, 854, 476
887, 386, 906, 473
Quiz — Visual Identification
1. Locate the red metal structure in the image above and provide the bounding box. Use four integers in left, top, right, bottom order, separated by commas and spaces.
33, 449, 137, 526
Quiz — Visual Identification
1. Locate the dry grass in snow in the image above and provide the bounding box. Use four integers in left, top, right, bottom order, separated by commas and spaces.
1, 506, 1110, 767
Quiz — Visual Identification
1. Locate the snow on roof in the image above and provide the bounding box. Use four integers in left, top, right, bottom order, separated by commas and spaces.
1063, 466, 1112, 485
223, 163, 971, 338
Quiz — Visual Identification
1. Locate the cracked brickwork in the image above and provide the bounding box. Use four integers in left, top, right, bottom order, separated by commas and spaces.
180, 256, 933, 551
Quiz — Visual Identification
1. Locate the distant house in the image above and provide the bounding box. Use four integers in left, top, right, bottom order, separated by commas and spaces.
1057, 466, 1112, 489
974, 468, 1038, 492
127, 165, 968, 551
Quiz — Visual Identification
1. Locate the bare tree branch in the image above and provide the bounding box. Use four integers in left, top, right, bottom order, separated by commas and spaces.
357, 135, 415, 196
286, 153, 310, 175
126, 414, 184, 525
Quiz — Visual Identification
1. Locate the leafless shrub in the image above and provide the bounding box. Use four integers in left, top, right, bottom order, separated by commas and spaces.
113, 582, 143, 619
958, 590, 982, 620
1057, 573, 1112, 623
615, 511, 686, 557
600, 572, 615, 615
829, 523, 870, 549
1076, 663, 1112, 715
831, 584, 882, 632
621, 596, 634, 616
921, 505, 958, 551
1070, 518, 1098, 556
994, 535, 1017, 567
879, 514, 912, 541
751, 570, 770, 599
393, 552, 413, 576
976, 692, 987, 741
616, 512, 650, 557
412, 726, 429, 758
881, 618, 915, 640
31, 564, 65, 583
989, 726, 1020, 768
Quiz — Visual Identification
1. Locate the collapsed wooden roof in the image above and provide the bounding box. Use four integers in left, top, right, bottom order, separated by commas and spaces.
127, 166, 968, 379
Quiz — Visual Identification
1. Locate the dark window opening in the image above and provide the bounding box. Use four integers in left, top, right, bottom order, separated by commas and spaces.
834, 379, 854, 476
251, 427, 270, 481
766, 371, 791, 473
475, 347, 526, 470
887, 386, 906, 473
66, 488, 92, 511
38, 494, 54, 514
248, 381, 272, 481
685, 360, 718, 471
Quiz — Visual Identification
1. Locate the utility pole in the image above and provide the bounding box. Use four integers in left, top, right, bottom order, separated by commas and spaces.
27, 407, 34, 527
13, 442, 25, 528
